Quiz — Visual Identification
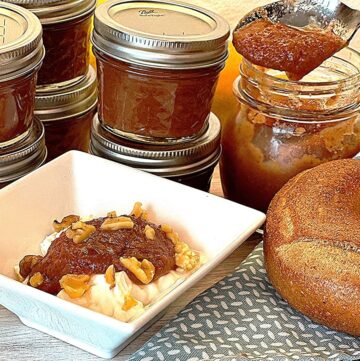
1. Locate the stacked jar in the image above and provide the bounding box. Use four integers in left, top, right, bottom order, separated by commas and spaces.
3, 0, 97, 163
89, 0, 230, 191
0, 2, 47, 189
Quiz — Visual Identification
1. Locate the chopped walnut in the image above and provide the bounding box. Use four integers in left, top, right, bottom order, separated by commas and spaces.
122, 294, 138, 311
66, 221, 96, 244
101, 216, 134, 231
105, 265, 116, 288
53, 215, 80, 233
14, 266, 24, 282
120, 257, 155, 284
60, 274, 91, 299
161, 224, 173, 233
131, 202, 143, 218
29, 272, 44, 288
164, 227, 200, 272
144, 225, 155, 240
19, 255, 43, 279
130, 202, 148, 220
175, 245, 200, 271
107, 211, 117, 218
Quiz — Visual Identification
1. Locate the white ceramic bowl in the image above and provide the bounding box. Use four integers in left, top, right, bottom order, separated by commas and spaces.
0, 151, 265, 358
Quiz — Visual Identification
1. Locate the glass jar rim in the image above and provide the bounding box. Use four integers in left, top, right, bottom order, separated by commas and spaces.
234, 47, 360, 124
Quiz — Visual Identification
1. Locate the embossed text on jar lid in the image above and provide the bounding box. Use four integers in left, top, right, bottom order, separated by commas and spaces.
90, 112, 221, 176
0, 118, 47, 183
0, 2, 44, 80
2, 0, 96, 24
35, 65, 98, 121
92, 0, 230, 69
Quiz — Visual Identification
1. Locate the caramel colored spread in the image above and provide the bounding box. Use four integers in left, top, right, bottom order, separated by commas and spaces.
220, 107, 360, 212
19, 216, 175, 295
233, 20, 346, 80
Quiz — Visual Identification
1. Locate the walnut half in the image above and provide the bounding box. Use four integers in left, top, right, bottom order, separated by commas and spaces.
53, 215, 80, 232
101, 216, 134, 231
66, 221, 96, 244
120, 257, 155, 284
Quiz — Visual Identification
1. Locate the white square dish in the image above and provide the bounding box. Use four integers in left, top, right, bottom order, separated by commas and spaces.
0, 151, 265, 359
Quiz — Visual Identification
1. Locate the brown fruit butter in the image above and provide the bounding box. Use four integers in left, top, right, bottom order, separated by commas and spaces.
92, 0, 229, 143
0, 3, 44, 145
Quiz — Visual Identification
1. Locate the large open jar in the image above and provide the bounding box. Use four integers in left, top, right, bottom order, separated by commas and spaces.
90, 113, 221, 192
5, 0, 96, 87
220, 48, 360, 212
35, 66, 97, 161
92, 0, 229, 144
0, 2, 44, 146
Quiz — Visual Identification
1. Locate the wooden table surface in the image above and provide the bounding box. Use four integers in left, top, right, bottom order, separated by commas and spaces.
0, 167, 262, 361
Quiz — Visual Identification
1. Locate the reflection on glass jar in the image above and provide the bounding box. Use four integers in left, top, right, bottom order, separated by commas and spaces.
0, 3, 44, 145
5, 0, 96, 87
35, 66, 97, 161
221, 48, 360, 212
92, 0, 229, 143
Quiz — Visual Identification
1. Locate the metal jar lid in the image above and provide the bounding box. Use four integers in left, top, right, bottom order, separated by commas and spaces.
92, 0, 230, 69
2, 0, 96, 24
0, 118, 47, 183
90, 112, 221, 177
0, 2, 44, 81
35, 66, 98, 122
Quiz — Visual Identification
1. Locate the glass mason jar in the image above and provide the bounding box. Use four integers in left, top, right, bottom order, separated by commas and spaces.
92, 0, 229, 144
0, 3, 44, 146
90, 113, 221, 192
5, 0, 96, 87
0, 118, 47, 190
220, 48, 360, 212
35, 66, 97, 161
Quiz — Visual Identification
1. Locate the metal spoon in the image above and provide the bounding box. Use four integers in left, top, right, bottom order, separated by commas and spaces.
234, 0, 360, 43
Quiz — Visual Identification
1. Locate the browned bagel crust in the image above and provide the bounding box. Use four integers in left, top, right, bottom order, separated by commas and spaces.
264, 159, 360, 336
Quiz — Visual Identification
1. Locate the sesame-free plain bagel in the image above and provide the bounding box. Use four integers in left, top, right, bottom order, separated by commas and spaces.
264, 159, 360, 336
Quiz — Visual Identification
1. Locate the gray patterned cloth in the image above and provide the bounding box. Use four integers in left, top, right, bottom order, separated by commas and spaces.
129, 243, 360, 361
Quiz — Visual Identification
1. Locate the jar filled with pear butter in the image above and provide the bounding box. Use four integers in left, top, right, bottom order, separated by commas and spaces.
92, 0, 230, 144
4, 0, 96, 87
221, 48, 360, 212
0, 2, 44, 146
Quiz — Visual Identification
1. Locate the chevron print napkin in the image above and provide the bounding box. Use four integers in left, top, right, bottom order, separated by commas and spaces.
129, 243, 360, 361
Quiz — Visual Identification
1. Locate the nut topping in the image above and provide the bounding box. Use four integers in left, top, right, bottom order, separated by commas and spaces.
122, 294, 138, 311
19, 255, 43, 279
120, 257, 155, 284
60, 274, 91, 299
161, 224, 173, 233
107, 211, 117, 218
131, 202, 143, 218
53, 215, 80, 232
163, 227, 200, 272
101, 216, 134, 231
105, 265, 116, 288
29, 272, 44, 288
144, 225, 155, 240
65, 221, 96, 244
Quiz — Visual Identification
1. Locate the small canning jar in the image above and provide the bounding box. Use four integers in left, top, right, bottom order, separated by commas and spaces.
0, 118, 47, 189
220, 48, 360, 212
5, 0, 96, 86
90, 113, 221, 192
0, 3, 44, 146
35, 66, 97, 161
92, 0, 229, 144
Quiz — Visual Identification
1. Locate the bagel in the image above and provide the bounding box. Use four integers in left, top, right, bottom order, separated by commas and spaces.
264, 159, 360, 336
